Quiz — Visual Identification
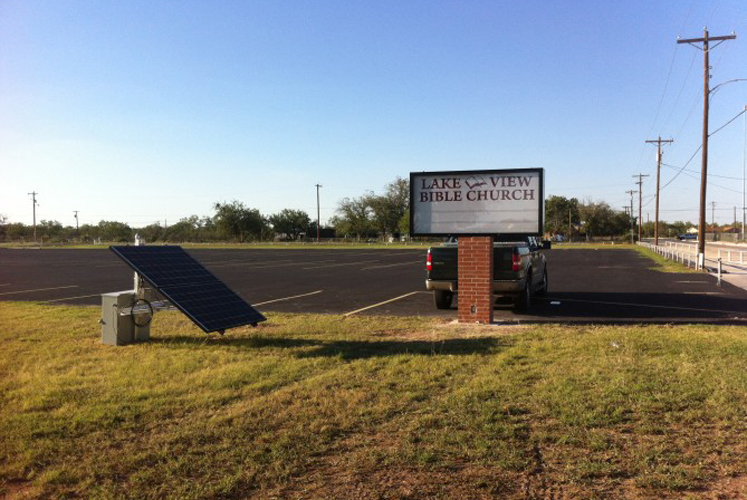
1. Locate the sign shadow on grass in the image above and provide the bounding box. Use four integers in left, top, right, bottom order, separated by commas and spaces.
149, 335, 508, 360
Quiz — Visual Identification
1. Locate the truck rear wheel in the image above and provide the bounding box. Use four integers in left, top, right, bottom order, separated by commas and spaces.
515, 275, 532, 312
536, 268, 548, 296
434, 290, 454, 309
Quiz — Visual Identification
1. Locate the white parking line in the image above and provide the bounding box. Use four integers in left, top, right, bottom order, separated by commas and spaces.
303, 260, 379, 270
539, 296, 743, 315
212, 260, 336, 270
253, 290, 324, 306
343, 291, 420, 317
44, 293, 102, 303
0, 285, 78, 297
361, 260, 421, 271
682, 292, 724, 295
675, 280, 709, 284
208, 259, 295, 268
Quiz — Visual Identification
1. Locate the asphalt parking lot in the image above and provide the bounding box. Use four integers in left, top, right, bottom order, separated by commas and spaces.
1, 247, 746, 324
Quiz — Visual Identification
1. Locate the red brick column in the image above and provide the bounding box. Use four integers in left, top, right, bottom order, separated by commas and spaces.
458, 236, 494, 324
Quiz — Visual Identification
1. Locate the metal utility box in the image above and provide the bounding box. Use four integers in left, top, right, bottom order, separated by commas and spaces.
101, 290, 151, 346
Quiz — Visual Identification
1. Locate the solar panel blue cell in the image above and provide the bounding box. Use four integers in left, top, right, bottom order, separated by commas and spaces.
110, 246, 266, 332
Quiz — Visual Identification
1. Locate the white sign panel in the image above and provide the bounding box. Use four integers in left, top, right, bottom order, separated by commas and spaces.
410, 168, 544, 236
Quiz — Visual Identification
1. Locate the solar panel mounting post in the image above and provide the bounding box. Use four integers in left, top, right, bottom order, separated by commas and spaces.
133, 234, 143, 295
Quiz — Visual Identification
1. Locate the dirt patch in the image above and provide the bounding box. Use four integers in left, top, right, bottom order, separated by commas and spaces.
391, 321, 529, 341
0, 481, 38, 500
269, 464, 520, 499
701, 474, 747, 499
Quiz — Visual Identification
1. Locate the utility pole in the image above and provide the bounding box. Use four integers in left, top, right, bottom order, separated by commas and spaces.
678, 28, 736, 267
743, 105, 746, 242
626, 189, 637, 244
632, 174, 649, 242
710, 201, 716, 227
568, 208, 572, 242
73, 210, 79, 237
646, 137, 673, 246
28, 191, 38, 242
315, 183, 322, 242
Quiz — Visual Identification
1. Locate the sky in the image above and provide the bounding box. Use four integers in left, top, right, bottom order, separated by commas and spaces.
1, 0, 746, 229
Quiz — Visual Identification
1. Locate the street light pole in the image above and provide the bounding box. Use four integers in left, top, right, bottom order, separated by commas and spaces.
315, 183, 322, 242
28, 191, 38, 243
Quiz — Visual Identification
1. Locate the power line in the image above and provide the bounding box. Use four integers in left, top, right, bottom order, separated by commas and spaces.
659, 145, 702, 192
661, 163, 742, 181
662, 51, 699, 134
709, 107, 747, 137
636, 0, 699, 170
661, 164, 744, 194
647, 107, 747, 204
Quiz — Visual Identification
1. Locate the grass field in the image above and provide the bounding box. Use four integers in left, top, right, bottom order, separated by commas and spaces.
2, 302, 747, 498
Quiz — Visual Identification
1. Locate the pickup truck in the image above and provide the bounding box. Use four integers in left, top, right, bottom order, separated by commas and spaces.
425, 236, 550, 311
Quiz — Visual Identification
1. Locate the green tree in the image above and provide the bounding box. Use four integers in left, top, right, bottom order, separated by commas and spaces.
4, 222, 31, 241
268, 209, 311, 241
97, 220, 133, 242
163, 220, 195, 242
331, 197, 376, 239
398, 208, 410, 236
138, 223, 164, 242
545, 196, 580, 237
37, 220, 65, 241
333, 177, 409, 239
78, 223, 100, 242
213, 201, 267, 242
365, 177, 409, 237
578, 201, 628, 239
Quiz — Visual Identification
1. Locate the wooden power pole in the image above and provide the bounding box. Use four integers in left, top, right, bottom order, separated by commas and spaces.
626, 189, 637, 244
677, 28, 736, 267
632, 174, 649, 242
646, 137, 673, 246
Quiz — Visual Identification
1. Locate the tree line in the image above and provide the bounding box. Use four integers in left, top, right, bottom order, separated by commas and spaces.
0, 205, 332, 244
1, 181, 700, 243
545, 195, 698, 241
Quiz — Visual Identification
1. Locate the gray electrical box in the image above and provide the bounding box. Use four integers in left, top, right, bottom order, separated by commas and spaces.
101, 290, 151, 346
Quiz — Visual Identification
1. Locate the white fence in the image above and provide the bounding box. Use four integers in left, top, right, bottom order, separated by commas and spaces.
638, 241, 700, 269
656, 241, 747, 266
638, 241, 746, 287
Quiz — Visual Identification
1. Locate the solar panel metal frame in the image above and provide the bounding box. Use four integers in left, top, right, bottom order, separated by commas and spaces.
110, 245, 266, 333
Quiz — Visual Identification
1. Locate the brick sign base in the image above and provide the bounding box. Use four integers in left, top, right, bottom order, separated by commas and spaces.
457, 236, 494, 324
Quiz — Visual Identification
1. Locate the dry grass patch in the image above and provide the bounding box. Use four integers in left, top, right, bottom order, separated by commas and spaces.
1, 302, 747, 498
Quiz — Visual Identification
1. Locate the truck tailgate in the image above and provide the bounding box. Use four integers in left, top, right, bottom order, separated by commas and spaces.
428, 246, 520, 281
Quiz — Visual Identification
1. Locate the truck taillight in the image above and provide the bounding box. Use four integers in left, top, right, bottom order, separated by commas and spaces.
427, 250, 432, 271
512, 250, 521, 271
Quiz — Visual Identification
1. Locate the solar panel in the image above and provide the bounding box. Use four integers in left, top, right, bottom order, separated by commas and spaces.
110, 245, 266, 333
